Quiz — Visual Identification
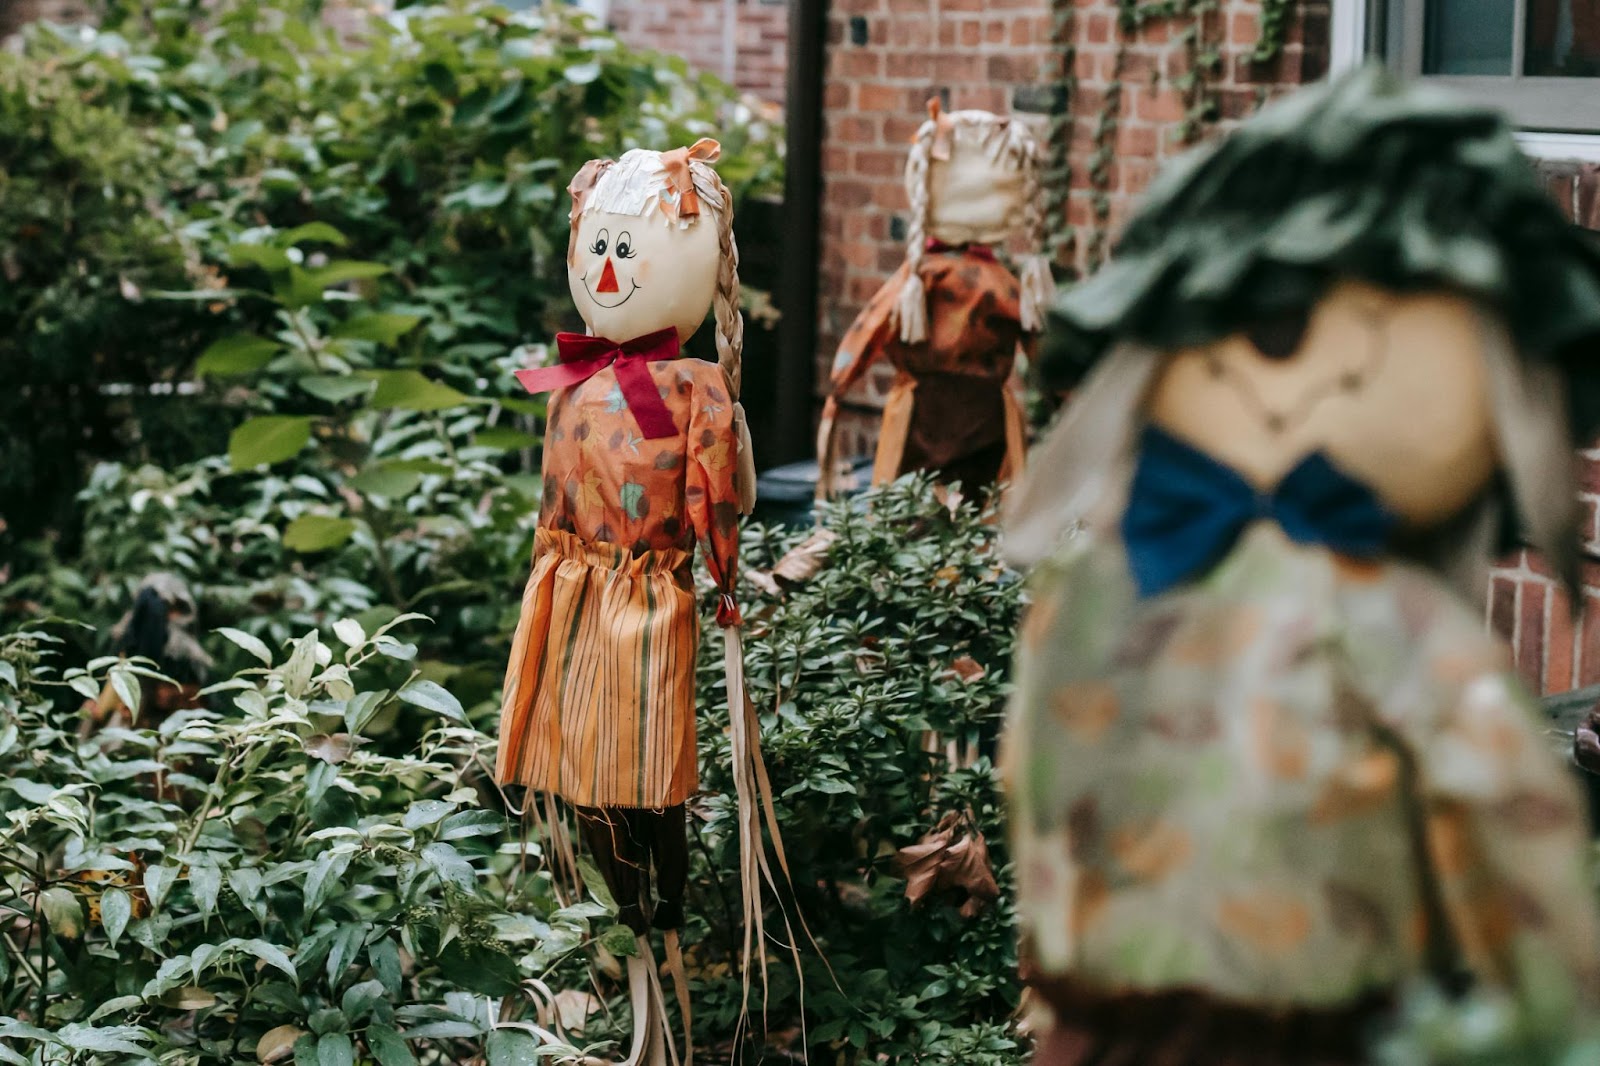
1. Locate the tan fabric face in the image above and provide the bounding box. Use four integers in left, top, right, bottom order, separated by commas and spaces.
568, 208, 720, 344
1145, 280, 1499, 527
927, 149, 1027, 246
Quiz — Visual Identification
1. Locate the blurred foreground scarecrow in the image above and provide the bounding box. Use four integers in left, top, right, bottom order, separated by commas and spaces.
1003, 66, 1600, 1064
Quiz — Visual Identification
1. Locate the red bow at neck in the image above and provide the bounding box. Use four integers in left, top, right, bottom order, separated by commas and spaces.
514, 327, 681, 440
924, 237, 996, 261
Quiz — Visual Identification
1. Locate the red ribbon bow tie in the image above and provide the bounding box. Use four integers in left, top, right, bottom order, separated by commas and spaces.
514, 327, 681, 439
924, 238, 996, 261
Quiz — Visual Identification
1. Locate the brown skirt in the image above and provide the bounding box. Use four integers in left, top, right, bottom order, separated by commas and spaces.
1030, 976, 1391, 1066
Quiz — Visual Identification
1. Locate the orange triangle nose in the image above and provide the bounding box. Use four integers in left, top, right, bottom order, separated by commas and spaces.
596, 257, 619, 294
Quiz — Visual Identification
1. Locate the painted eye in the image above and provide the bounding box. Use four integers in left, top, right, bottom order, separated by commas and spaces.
615, 231, 636, 259
589, 227, 609, 256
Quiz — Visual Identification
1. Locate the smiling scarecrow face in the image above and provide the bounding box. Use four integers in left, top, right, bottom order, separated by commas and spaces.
566, 143, 725, 346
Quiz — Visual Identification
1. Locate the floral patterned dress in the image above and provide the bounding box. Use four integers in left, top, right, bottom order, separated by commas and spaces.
818, 247, 1031, 495
1005, 524, 1600, 1057
496, 356, 741, 809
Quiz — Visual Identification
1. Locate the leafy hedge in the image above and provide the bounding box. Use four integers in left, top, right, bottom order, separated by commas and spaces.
1, 0, 779, 559
0, 620, 611, 1065
2, 0, 779, 701
0, 478, 1027, 1064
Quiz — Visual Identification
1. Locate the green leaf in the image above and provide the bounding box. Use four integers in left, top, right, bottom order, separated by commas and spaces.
144, 865, 177, 912
564, 61, 602, 84
403, 800, 456, 831
100, 887, 131, 947
303, 260, 390, 290
299, 375, 375, 403
366, 370, 473, 412
348, 466, 424, 500
196, 334, 281, 377
277, 222, 348, 248
439, 809, 505, 840
485, 1029, 541, 1066
446, 181, 510, 209
332, 618, 366, 648
283, 515, 357, 553
365, 1023, 415, 1066
228, 243, 293, 272
87, 996, 144, 1023
344, 689, 389, 734
473, 427, 540, 451
217, 628, 273, 665
109, 667, 142, 723
436, 941, 521, 996
340, 980, 385, 1024
305, 850, 354, 914
397, 679, 465, 722
317, 1032, 355, 1066
333, 313, 421, 345
229, 415, 313, 469
241, 938, 298, 982
368, 938, 402, 997
190, 864, 222, 922
599, 923, 639, 957
38, 886, 84, 938
326, 923, 366, 984
419, 842, 477, 893
57, 1025, 151, 1055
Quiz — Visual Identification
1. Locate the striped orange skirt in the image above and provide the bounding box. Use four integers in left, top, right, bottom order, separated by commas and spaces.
496, 528, 700, 809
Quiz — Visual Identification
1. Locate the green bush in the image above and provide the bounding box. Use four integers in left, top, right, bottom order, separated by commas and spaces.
0, 619, 631, 1065
0, 480, 1028, 1064
687, 479, 1026, 1062
2, 0, 780, 700
1, 0, 779, 551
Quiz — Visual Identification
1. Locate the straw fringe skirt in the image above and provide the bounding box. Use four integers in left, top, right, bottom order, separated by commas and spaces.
496, 528, 699, 809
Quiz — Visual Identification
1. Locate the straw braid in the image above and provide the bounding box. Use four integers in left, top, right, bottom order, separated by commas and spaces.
1016, 132, 1056, 334
688, 160, 757, 513
894, 122, 936, 344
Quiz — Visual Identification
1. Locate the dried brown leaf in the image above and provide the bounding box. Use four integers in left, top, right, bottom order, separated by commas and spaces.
256, 1024, 305, 1063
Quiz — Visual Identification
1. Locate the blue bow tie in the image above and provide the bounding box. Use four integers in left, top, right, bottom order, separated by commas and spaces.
1121, 426, 1397, 598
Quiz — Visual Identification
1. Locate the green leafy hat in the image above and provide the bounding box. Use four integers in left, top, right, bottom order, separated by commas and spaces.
1045, 64, 1600, 441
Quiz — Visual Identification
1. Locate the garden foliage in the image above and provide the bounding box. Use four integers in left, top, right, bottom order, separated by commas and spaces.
0, 478, 1028, 1064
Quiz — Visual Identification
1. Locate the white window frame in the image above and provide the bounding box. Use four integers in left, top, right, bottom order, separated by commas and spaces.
1331, 0, 1600, 153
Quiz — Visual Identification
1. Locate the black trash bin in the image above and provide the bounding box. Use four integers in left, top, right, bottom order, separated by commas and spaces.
752, 458, 872, 529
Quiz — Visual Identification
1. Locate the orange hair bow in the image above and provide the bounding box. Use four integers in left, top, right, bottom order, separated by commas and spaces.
658, 137, 721, 220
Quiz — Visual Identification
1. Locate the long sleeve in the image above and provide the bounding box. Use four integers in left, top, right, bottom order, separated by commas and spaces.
685, 368, 741, 612
1415, 664, 1600, 1035
827, 263, 907, 398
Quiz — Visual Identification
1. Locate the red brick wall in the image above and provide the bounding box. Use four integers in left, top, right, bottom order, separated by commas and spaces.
815, 0, 1061, 456
813, 0, 1328, 455
1490, 162, 1600, 696
607, 0, 788, 103
1061, 0, 1329, 276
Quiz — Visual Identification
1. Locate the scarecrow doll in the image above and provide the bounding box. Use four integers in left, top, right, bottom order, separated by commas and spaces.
1003, 67, 1600, 1064
498, 140, 784, 1064
82, 572, 210, 736
814, 100, 1054, 500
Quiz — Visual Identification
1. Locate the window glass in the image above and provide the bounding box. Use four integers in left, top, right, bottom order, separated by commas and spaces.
1526, 0, 1600, 75
1424, 0, 1516, 74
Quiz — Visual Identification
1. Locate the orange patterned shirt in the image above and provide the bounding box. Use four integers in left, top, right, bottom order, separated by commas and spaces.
538, 356, 741, 595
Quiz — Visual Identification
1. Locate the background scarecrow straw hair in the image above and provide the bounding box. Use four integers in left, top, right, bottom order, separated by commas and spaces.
895, 102, 1054, 344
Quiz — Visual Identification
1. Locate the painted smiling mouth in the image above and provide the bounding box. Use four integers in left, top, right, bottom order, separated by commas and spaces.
584, 279, 640, 309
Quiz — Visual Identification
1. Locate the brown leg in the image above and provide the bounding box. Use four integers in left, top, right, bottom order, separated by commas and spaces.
644, 805, 689, 931
575, 806, 650, 934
